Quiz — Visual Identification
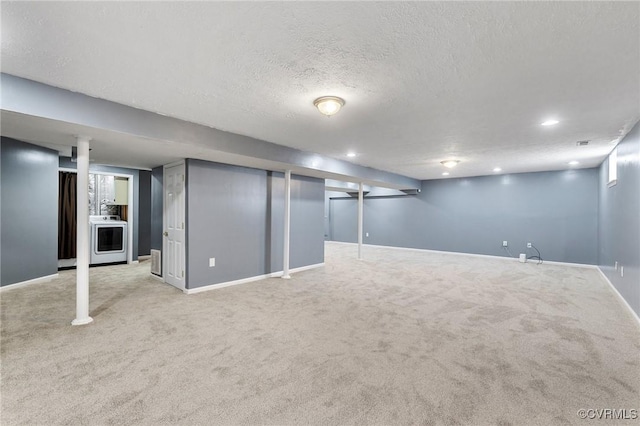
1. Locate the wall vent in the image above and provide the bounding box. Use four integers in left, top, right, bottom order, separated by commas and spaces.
576, 140, 589, 146
151, 249, 162, 276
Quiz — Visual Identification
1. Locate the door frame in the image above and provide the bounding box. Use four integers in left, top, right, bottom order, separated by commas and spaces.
162, 160, 186, 289
60, 167, 135, 264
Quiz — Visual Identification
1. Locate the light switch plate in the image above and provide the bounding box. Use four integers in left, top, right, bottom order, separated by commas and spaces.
209, 258, 215, 267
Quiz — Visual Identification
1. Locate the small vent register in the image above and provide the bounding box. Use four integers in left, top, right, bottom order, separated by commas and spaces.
151, 250, 162, 276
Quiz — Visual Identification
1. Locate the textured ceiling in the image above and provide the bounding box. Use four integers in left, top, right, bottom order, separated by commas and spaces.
1, 2, 639, 180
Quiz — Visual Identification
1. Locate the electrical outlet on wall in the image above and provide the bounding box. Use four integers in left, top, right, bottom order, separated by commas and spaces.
209, 258, 216, 267
502, 241, 508, 247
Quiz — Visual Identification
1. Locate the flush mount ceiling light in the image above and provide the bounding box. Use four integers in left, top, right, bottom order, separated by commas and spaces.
313, 96, 345, 117
346, 152, 357, 158
541, 119, 559, 126
440, 160, 460, 168
442, 172, 450, 176
493, 167, 502, 172
568, 160, 580, 166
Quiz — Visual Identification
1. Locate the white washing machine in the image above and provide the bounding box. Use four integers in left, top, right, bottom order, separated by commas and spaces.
89, 215, 128, 265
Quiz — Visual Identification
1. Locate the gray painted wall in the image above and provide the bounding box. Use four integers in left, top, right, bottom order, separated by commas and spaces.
59, 157, 140, 261
1, 137, 59, 286
138, 170, 151, 256
329, 168, 599, 264
186, 160, 324, 289
150, 167, 164, 252
279, 173, 325, 269
598, 121, 640, 316
325, 190, 347, 240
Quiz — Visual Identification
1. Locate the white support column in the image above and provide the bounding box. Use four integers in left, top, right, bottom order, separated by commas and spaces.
72, 136, 93, 326
282, 170, 291, 279
358, 182, 363, 260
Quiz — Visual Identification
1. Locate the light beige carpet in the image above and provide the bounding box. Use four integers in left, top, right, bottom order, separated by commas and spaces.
1, 242, 638, 425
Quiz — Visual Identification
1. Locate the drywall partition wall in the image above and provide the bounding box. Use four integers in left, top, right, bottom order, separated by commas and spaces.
267, 171, 285, 273
59, 157, 141, 261
283, 174, 325, 269
186, 160, 324, 289
150, 166, 163, 251
1, 138, 59, 286
138, 170, 151, 256
329, 168, 599, 264
329, 194, 360, 244
325, 190, 348, 240
266, 172, 325, 271
187, 160, 267, 288
598, 121, 640, 316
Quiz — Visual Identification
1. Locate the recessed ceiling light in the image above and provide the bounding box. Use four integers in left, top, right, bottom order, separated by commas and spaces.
442, 172, 450, 176
346, 152, 356, 157
440, 160, 460, 168
541, 119, 559, 126
314, 96, 345, 117
568, 160, 580, 166
493, 167, 502, 172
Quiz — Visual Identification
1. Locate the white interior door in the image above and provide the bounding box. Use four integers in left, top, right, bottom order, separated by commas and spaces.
163, 163, 186, 290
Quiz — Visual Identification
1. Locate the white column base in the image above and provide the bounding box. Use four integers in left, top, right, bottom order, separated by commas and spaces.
281, 275, 291, 280
71, 317, 94, 326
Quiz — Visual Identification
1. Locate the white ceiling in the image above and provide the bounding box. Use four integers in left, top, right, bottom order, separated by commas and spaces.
1, 1, 639, 180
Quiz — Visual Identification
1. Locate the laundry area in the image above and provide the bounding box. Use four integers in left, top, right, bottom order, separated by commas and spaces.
58, 171, 132, 268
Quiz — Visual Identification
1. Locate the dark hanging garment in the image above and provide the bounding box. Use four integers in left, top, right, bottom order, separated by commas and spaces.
58, 172, 77, 259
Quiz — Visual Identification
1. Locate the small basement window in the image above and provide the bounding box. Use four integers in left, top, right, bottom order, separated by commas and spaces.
608, 147, 617, 187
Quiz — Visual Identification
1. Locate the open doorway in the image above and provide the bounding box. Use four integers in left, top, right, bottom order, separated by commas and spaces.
58, 169, 134, 269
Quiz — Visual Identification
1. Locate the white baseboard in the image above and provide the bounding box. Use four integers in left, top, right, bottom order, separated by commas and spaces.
184, 262, 325, 295
58, 258, 77, 268
138, 255, 151, 261
184, 273, 272, 294
1, 273, 59, 292
533, 259, 597, 269
597, 267, 640, 327
271, 262, 326, 277
326, 241, 596, 269
329, 242, 636, 324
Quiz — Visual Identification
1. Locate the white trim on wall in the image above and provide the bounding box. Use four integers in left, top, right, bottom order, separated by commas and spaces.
0, 274, 59, 292
327, 241, 597, 269
327, 241, 639, 326
183, 262, 325, 295
276, 262, 325, 275
597, 267, 640, 326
